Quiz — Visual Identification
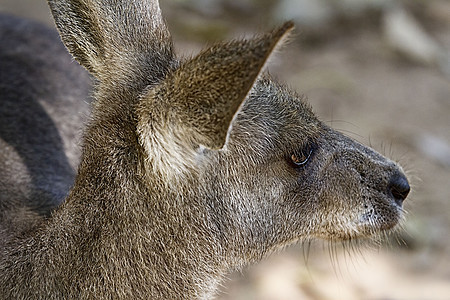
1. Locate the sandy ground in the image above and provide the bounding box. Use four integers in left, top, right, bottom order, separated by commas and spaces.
1, 1, 449, 299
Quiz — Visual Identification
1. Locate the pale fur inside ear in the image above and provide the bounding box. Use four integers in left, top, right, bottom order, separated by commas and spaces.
137, 119, 204, 182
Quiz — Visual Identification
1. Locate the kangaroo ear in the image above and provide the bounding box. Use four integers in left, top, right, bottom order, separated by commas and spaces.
142, 22, 294, 151
47, 0, 174, 85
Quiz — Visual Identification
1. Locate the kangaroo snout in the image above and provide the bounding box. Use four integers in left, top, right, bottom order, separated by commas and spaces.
388, 172, 410, 206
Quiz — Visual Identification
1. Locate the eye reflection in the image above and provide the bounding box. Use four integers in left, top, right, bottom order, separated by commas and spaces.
290, 144, 315, 167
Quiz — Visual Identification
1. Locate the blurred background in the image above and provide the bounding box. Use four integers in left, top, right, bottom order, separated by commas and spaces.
1, 0, 449, 299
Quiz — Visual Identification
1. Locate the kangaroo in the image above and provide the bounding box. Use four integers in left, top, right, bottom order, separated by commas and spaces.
0, 12, 91, 241
0, 0, 410, 299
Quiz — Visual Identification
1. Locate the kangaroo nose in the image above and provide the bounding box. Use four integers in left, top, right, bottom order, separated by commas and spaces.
388, 173, 410, 206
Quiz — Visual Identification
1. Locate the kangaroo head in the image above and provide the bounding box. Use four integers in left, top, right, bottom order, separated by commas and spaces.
221, 85, 409, 245
47, 0, 409, 293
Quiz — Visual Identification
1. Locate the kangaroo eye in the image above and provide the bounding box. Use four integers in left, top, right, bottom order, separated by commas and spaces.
290, 143, 315, 167
291, 151, 311, 166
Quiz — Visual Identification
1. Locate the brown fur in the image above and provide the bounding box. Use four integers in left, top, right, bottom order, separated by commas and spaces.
0, 0, 410, 299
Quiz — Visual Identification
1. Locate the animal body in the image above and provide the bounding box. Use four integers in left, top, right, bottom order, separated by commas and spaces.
0, 0, 410, 299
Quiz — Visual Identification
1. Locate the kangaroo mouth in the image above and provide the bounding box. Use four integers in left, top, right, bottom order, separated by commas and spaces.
312, 200, 405, 241
357, 202, 405, 236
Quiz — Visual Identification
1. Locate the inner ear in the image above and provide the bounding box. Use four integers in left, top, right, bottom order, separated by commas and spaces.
140, 22, 294, 151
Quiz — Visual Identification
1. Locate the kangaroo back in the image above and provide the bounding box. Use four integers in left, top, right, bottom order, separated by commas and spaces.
0, 14, 91, 238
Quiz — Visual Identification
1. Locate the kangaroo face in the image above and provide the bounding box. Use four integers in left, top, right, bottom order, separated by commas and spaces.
204, 77, 408, 254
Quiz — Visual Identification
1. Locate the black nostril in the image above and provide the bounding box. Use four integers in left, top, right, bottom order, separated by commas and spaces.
388, 173, 410, 206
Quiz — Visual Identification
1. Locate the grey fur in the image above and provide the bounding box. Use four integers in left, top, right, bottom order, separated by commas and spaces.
0, 13, 91, 240
0, 1, 410, 299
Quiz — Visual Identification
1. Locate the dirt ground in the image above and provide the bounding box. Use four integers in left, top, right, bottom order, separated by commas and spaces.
1, 0, 449, 299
